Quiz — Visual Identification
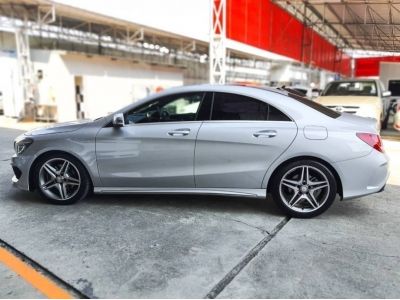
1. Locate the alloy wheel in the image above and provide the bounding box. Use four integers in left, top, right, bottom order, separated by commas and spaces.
279, 165, 330, 213
38, 158, 81, 201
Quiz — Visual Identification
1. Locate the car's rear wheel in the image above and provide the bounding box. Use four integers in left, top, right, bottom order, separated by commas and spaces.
271, 160, 337, 218
34, 153, 91, 204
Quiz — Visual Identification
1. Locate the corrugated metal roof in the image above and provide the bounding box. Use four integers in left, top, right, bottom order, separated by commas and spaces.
274, 0, 400, 52
0, 0, 209, 53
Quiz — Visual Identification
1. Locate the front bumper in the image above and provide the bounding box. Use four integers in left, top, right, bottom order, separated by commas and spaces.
334, 149, 389, 200
11, 154, 33, 191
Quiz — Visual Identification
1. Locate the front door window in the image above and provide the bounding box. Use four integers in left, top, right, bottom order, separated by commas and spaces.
125, 93, 204, 124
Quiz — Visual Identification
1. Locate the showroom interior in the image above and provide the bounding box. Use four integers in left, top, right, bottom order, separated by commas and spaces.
0, 0, 399, 299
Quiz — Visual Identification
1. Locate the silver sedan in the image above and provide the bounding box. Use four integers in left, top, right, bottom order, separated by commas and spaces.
11, 85, 389, 218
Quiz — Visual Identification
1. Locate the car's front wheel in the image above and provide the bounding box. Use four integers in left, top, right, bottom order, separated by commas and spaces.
271, 160, 337, 218
34, 153, 91, 204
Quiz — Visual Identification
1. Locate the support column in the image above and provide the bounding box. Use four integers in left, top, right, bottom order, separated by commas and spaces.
15, 22, 35, 120
209, 0, 226, 84
14, 4, 56, 120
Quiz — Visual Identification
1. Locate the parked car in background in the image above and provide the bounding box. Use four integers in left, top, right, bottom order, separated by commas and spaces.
11, 85, 389, 218
311, 88, 322, 99
316, 79, 392, 130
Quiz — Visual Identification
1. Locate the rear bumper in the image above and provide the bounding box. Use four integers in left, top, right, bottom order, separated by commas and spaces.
334, 150, 389, 200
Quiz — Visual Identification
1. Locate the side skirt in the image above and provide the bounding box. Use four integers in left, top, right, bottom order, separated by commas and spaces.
93, 187, 266, 198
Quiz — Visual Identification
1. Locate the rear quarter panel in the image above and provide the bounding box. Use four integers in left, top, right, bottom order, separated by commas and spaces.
261, 115, 373, 189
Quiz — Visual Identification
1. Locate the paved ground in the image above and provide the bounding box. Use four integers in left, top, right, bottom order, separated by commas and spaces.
0, 126, 399, 298
0, 263, 42, 299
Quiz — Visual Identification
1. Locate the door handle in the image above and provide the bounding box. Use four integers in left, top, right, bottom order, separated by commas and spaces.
253, 130, 277, 138
167, 128, 191, 136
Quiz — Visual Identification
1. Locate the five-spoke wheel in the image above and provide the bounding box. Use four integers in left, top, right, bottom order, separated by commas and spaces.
39, 158, 81, 201
34, 153, 91, 204
271, 160, 337, 218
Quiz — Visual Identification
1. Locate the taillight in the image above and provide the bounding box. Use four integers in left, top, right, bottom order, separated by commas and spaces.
356, 133, 384, 153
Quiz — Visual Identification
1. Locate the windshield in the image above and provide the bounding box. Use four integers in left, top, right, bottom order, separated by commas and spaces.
322, 81, 377, 96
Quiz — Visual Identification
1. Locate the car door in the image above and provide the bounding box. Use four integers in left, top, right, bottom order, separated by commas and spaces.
95, 92, 205, 188
195, 92, 298, 189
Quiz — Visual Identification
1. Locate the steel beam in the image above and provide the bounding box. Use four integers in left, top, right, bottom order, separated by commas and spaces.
274, 0, 400, 52
209, 0, 226, 84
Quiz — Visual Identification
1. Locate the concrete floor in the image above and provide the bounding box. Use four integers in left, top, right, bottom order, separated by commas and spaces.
0, 126, 399, 298
0, 263, 43, 299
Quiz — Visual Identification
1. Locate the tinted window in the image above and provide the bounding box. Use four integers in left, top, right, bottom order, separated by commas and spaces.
196, 92, 213, 121
211, 93, 290, 121
212, 93, 267, 121
286, 90, 341, 119
269, 105, 291, 121
125, 92, 204, 124
389, 80, 400, 96
322, 81, 377, 96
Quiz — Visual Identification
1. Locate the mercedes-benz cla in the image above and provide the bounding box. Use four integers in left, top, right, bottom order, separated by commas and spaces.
11, 85, 389, 218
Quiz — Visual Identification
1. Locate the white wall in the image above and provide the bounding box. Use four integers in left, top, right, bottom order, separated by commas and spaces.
0, 49, 74, 120
0, 50, 184, 121
30, 50, 76, 122
0, 50, 23, 118
61, 53, 183, 120
379, 62, 400, 90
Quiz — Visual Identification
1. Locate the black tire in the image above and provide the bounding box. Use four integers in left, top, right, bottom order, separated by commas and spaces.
33, 153, 91, 205
270, 160, 337, 218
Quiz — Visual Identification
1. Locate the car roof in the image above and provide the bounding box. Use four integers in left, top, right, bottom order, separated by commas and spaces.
112, 83, 301, 117
155, 83, 289, 98
104, 82, 338, 127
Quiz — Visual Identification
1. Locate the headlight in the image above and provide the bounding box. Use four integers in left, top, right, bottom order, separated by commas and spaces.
14, 138, 33, 154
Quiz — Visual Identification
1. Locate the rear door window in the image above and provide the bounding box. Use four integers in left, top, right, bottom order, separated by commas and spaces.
284, 89, 341, 119
211, 92, 291, 121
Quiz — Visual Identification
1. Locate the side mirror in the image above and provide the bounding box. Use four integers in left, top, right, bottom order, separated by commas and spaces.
112, 113, 125, 127
382, 91, 391, 97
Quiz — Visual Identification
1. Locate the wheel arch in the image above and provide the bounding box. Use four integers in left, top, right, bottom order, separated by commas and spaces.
28, 150, 94, 191
266, 155, 343, 199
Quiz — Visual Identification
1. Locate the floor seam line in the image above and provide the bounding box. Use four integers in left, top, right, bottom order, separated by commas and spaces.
204, 216, 291, 299
211, 214, 270, 235
0, 238, 89, 299
229, 218, 270, 235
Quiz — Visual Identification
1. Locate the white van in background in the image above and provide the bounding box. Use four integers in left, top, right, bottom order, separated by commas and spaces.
316, 79, 391, 130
